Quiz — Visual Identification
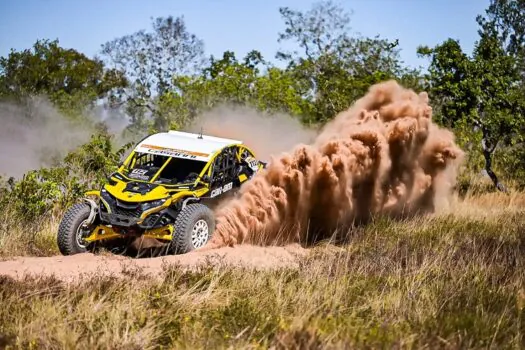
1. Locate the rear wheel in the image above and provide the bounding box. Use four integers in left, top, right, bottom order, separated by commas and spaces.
57, 202, 93, 255
171, 203, 215, 254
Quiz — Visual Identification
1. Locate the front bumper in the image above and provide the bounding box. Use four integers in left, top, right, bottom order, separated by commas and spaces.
99, 190, 176, 229
83, 224, 174, 243
99, 211, 141, 227
99, 207, 177, 229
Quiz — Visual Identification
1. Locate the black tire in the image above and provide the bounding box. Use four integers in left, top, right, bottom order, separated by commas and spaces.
57, 202, 92, 255
171, 203, 215, 254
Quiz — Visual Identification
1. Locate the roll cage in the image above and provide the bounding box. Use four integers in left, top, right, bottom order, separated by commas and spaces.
116, 143, 260, 191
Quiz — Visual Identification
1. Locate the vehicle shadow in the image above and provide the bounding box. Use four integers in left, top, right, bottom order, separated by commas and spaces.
89, 238, 175, 259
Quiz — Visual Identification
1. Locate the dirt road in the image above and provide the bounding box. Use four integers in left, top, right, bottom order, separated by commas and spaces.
0, 244, 308, 282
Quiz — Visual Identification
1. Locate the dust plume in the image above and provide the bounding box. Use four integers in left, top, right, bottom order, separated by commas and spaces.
0, 96, 130, 179
186, 105, 317, 161
205, 80, 464, 248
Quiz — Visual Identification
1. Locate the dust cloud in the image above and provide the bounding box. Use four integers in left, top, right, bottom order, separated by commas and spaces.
186, 105, 317, 161
0, 96, 130, 179
205, 80, 464, 248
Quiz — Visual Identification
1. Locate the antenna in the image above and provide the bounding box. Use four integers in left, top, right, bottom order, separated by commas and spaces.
198, 127, 203, 139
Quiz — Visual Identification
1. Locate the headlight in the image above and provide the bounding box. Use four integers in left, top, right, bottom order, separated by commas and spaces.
141, 198, 167, 211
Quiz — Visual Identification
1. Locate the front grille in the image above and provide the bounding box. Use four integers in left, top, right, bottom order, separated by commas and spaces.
113, 206, 142, 218
113, 199, 142, 218
100, 190, 145, 220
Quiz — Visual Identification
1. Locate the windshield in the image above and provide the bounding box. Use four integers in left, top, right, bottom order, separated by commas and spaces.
121, 152, 207, 185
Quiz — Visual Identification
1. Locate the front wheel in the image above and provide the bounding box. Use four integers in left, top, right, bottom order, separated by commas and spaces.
57, 202, 93, 255
171, 203, 215, 254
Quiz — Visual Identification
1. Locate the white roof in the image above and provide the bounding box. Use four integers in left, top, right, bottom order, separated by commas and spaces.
134, 130, 243, 161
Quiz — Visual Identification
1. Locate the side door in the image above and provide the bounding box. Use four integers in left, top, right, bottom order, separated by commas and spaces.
208, 146, 237, 198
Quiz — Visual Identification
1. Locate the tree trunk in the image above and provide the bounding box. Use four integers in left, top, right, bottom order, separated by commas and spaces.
481, 133, 507, 192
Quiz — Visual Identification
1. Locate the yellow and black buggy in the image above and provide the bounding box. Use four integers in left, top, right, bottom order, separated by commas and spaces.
57, 130, 265, 256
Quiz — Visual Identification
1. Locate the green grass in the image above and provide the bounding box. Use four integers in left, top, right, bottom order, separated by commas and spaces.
1, 192, 525, 349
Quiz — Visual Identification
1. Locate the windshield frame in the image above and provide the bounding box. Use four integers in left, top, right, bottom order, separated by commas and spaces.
118, 150, 211, 186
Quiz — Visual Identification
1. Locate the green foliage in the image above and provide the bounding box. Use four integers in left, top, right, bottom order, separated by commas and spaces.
474, 26, 523, 144
417, 0, 525, 189
0, 39, 127, 115
0, 128, 131, 225
153, 51, 313, 130
276, 1, 420, 122
0, 171, 61, 223
477, 0, 525, 62
417, 39, 477, 129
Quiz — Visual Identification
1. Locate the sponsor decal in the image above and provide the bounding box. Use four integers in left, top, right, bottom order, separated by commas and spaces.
140, 144, 209, 159
210, 182, 233, 198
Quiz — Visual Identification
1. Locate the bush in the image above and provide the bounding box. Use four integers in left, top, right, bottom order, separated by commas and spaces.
0, 128, 132, 226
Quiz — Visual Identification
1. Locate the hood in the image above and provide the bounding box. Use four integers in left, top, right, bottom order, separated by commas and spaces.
103, 180, 171, 203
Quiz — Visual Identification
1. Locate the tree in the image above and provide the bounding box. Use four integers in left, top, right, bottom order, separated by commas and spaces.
275, 0, 412, 122
418, 0, 525, 191
478, 0, 525, 121
416, 40, 478, 129
156, 51, 312, 130
276, 0, 354, 64
477, 0, 525, 62
0, 39, 126, 112
100, 16, 205, 130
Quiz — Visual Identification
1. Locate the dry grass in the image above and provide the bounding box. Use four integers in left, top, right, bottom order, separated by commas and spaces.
0, 190, 524, 348
0, 206, 60, 258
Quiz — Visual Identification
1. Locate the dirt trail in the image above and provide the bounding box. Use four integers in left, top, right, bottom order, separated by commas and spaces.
0, 244, 307, 282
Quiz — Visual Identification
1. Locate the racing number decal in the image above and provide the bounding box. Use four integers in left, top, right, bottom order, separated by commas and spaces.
129, 168, 149, 180
210, 182, 233, 198
245, 156, 260, 172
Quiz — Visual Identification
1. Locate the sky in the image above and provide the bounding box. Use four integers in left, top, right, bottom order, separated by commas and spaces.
0, 0, 490, 72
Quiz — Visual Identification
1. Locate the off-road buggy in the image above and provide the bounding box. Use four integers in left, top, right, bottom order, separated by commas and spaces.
56, 130, 265, 256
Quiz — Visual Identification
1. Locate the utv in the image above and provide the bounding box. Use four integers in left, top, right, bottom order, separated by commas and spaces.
56, 130, 265, 256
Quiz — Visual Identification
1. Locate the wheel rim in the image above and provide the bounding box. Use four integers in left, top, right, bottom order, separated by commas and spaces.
76, 219, 90, 248
191, 219, 209, 248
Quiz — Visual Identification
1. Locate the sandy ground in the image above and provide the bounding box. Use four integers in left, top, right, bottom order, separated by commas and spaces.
0, 244, 308, 282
